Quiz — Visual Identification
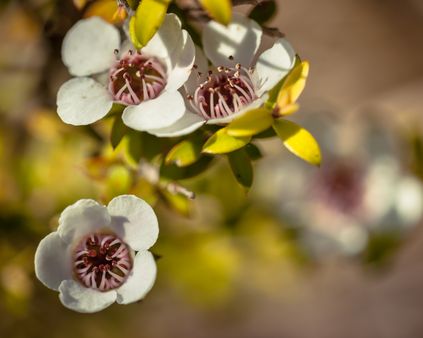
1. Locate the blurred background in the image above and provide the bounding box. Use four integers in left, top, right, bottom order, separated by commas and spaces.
1, 0, 423, 337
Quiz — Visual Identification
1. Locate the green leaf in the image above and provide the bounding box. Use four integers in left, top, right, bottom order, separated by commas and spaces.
273, 119, 321, 167
248, 0, 276, 25
245, 143, 263, 161
160, 190, 192, 217
127, 131, 168, 162
111, 117, 128, 149
200, 0, 232, 25
253, 127, 277, 139
226, 107, 273, 137
160, 156, 213, 180
202, 128, 251, 155
130, 0, 171, 47
228, 149, 254, 188
165, 137, 203, 167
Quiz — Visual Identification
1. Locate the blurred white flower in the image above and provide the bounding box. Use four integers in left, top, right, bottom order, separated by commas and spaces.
254, 113, 423, 257
149, 14, 296, 137
57, 14, 195, 133
34, 195, 159, 313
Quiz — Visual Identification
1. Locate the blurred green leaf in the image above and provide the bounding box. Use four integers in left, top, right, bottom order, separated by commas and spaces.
160, 190, 192, 216
203, 128, 251, 154
165, 136, 203, 167
248, 0, 276, 25
273, 119, 321, 166
245, 143, 263, 161
226, 107, 273, 137
228, 149, 253, 188
200, 0, 232, 25
130, 0, 171, 48
160, 156, 213, 180
127, 131, 168, 162
111, 117, 128, 149
253, 127, 277, 139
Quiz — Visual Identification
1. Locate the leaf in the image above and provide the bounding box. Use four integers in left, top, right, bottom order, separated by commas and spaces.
202, 128, 251, 155
248, 0, 276, 25
273, 119, 321, 167
226, 107, 273, 137
275, 61, 309, 115
160, 156, 213, 180
131, 0, 171, 47
245, 143, 262, 161
253, 127, 276, 139
228, 149, 253, 188
111, 116, 128, 149
200, 0, 232, 25
165, 137, 203, 167
84, 0, 126, 24
160, 190, 192, 217
127, 131, 169, 163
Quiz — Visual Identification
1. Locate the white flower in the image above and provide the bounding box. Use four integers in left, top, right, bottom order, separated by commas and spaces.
57, 14, 195, 133
148, 13, 296, 137
34, 195, 159, 313
254, 114, 423, 257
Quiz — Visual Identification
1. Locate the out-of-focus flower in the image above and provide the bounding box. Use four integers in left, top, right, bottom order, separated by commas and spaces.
57, 14, 195, 134
254, 113, 423, 257
149, 14, 296, 137
35, 195, 159, 313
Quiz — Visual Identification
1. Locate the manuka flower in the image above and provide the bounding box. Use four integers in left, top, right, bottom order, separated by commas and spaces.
254, 113, 423, 257
34, 195, 159, 313
57, 14, 195, 133
149, 14, 296, 137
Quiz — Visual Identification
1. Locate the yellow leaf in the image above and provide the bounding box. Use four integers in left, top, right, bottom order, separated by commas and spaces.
200, 0, 232, 25
273, 119, 321, 166
131, 0, 171, 47
202, 128, 251, 155
165, 139, 202, 167
275, 61, 309, 115
85, 0, 127, 24
226, 107, 273, 137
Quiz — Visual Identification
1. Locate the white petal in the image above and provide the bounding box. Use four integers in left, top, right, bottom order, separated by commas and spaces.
62, 17, 120, 77
184, 46, 209, 94
116, 251, 157, 304
254, 38, 296, 96
108, 195, 159, 251
165, 30, 196, 92
148, 111, 205, 137
203, 13, 262, 68
122, 91, 185, 131
207, 98, 263, 125
142, 14, 184, 69
57, 199, 111, 245
57, 77, 114, 126
59, 280, 117, 313
34, 232, 72, 291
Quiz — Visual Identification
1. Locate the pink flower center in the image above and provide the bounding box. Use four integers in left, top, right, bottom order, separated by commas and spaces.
108, 50, 167, 106
73, 233, 132, 292
188, 63, 257, 120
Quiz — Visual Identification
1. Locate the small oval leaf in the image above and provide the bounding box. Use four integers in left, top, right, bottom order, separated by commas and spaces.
228, 149, 254, 188
131, 0, 171, 47
202, 128, 251, 154
226, 107, 273, 137
273, 119, 321, 166
111, 116, 128, 149
248, 0, 276, 25
165, 138, 202, 167
200, 0, 232, 25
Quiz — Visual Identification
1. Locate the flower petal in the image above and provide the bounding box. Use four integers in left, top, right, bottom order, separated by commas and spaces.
142, 14, 184, 69
254, 38, 296, 96
122, 91, 185, 131
148, 111, 205, 137
116, 251, 157, 304
57, 77, 114, 126
62, 17, 120, 77
57, 199, 111, 245
207, 98, 263, 125
59, 280, 117, 313
203, 13, 262, 68
34, 232, 72, 291
108, 195, 159, 251
184, 46, 209, 94
165, 30, 196, 92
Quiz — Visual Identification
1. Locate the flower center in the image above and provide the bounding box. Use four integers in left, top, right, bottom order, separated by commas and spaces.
73, 233, 133, 292
108, 50, 167, 106
188, 64, 257, 120
314, 162, 364, 214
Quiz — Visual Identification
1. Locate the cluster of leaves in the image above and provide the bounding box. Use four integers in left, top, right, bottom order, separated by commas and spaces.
77, 0, 321, 192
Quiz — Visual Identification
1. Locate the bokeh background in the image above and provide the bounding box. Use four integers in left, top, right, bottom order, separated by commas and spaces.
1, 0, 423, 337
